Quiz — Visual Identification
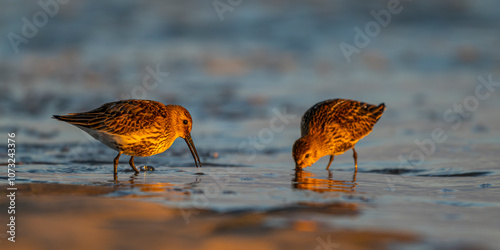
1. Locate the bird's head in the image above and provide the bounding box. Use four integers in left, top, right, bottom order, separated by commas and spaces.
168, 105, 201, 168
292, 136, 320, 170
170, 105, 193, 139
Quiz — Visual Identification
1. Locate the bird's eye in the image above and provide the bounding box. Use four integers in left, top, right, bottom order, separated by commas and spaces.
305, 154, 310, 158
183, 120, 188, 125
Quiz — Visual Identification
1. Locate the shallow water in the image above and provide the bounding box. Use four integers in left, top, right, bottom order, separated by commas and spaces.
4, 119, 500, 248
1, 0, 500, 249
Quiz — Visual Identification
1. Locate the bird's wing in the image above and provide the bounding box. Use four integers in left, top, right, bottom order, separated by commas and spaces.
300, 99, 344, 136
302, 99, 385, 139
54, 100, 167, 135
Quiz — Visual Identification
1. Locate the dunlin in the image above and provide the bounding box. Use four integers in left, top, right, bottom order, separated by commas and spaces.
53, 99, 202, 179
293, 99, 385, 171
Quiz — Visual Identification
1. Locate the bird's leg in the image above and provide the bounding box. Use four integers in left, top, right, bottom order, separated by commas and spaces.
352, 147, 358, 172
326, 155, 334, 170
114, 152, 122, 180
129, 156, 140, 173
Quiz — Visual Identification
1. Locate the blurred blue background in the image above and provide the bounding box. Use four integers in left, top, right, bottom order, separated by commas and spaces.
1, 0, 499, 121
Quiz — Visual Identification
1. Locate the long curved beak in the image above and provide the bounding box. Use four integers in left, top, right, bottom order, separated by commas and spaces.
184, 133, 202, 169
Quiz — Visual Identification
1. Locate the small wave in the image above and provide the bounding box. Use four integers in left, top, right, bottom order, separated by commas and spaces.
434, 200, 500, 208
366, 168, 425, 175
365, 168, 495, 177
416, 171, 492, 177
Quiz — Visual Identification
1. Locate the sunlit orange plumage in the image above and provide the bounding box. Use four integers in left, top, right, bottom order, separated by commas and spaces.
293, 99, 385, 171
53, 99, 201, 179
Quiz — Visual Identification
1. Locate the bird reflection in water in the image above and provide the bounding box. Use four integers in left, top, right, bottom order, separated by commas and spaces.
293, 169, 357, 193
111, 173, 202, 198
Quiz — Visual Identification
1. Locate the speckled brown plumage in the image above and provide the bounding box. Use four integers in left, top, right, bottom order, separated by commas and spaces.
293, 99, 385, 171
53, 99, 201, 179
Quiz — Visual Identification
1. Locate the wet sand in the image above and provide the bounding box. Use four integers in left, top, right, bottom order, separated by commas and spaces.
1, 184, 418, 250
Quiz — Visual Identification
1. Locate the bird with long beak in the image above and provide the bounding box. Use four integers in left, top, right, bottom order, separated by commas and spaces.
53, 99, 202, 179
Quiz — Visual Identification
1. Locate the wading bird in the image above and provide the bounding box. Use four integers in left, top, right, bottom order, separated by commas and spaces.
293, 99, 385, 171
53, 99, 202, 179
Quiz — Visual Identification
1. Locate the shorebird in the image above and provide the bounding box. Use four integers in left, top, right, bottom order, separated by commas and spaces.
292, 99, 385, 171
53, 99, 202, 179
